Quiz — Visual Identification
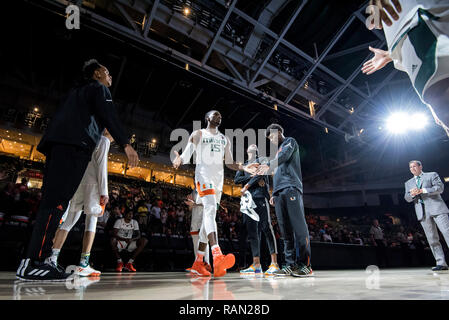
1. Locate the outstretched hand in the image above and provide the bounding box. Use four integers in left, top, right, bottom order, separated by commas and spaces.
172, 150, 182, 169
361, 46, 392, 75
124, 145, 139, 168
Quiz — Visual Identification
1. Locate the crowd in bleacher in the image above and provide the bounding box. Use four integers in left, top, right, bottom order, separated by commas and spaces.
0, 155, 430, 254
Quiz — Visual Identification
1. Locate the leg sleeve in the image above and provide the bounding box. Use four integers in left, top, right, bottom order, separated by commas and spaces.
257, 197, 278, 255
85, 214, 98, 233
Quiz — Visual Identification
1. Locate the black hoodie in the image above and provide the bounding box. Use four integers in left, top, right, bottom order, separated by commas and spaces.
268, 137, 303, 195
37, 80, 129, 155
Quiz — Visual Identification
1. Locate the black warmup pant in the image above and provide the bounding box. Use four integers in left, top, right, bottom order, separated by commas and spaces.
25, 144, 91, 261
274, 187, 311, 267
375, 239, 388, 267
244, 197, 277, 258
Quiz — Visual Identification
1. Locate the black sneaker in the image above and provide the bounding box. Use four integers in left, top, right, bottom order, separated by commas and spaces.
274, 265, 295, 276
291, 264, 314, 277
16, 258, 72, 282
432, 265, 449, 272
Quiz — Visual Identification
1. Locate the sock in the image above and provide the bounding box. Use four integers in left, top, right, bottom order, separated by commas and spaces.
117, 258, 123, 264
192, 233, 199, 259
128, 259, 134, 264
46, 249, 60, 265
196, 251, 205, 262
204, 244, 210, 265
79, 252, 90, 268
211, 245, 222, 258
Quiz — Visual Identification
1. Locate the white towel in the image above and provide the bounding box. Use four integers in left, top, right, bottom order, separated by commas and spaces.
240, 191, 259, 222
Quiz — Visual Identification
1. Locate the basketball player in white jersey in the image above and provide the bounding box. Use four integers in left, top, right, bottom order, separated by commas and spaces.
46, 129, 112, 277
363, 0, 449, 134
173, 110, 256, 277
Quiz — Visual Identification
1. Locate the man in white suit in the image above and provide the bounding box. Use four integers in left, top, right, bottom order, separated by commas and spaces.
404, 160, 449, 271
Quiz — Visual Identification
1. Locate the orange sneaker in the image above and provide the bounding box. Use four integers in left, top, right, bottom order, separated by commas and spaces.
116, 261, 124, 272
125, 262, 137, 272
190, 260, 211, 277
205, 263, 212, 273
213, 253, 235, 278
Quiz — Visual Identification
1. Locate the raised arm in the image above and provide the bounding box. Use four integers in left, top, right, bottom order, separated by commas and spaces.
173, 130, 202, 169
234, 170, 250, 185
224, 136, 244, 171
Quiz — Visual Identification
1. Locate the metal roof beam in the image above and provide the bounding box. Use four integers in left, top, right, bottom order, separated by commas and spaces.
249, 0, 308, 85
201, 0, 237, 66
143, 0, 160, 38
322, 40, 379, 61
338, 69, 398, 129
284, 14, 356, 104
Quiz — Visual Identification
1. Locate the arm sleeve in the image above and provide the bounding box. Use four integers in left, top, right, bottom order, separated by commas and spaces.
95, 137, 110, 196
90, 84, 129, 147
234, 170, 250, 185
247, 173, 263, 187
424, 173, 445, 196
180, 141, 196, 165
268, 138, 297, 170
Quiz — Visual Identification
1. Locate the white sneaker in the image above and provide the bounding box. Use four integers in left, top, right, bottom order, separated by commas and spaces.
76, 265, 101, 277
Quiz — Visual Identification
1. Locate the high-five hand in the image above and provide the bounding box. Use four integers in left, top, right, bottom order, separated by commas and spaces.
367, 0, 402, 30
255, 164, 270, 176
124, 144, 139, 168
172, 150, 182, 169
243, 163, 259, 175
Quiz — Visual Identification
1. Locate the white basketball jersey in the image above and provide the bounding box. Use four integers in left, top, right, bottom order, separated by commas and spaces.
194, 129, 227, 190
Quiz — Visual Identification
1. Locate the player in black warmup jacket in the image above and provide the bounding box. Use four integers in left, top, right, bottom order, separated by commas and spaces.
252, 124, 313, 277
16, 59, 139, 281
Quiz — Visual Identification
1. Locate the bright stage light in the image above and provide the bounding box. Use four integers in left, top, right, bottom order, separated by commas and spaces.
386, 112, 428, 134
386, 112, 408, 134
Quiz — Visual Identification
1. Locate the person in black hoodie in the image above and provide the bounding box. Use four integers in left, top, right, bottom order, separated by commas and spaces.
253, 124, 313, 277
16, 59, 139, 281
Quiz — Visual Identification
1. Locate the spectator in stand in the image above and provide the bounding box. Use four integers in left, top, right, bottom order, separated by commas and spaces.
150, 200, 162, 234
167, 206, 176, 234
176, 206, 185, 235
353, 231, 363, 246
106, 205, 122, 236
136, 204, 149, 229
370, 219, 388, 267
161, 208, 168, 234
321, 229, 333, 243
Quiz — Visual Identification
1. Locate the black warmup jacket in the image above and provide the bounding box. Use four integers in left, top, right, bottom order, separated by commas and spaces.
37, 80, 129, 155
268, 137, 303, 195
